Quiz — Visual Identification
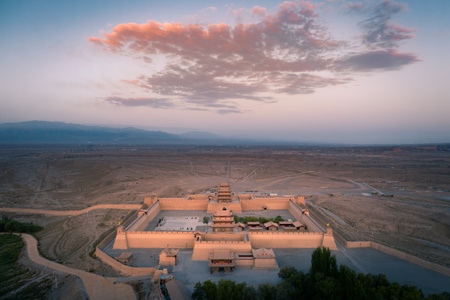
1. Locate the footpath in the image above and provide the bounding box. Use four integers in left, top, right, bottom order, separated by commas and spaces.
17, 233, 136, 300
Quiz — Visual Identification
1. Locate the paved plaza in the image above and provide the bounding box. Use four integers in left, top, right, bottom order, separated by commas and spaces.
145, 210, 209, 231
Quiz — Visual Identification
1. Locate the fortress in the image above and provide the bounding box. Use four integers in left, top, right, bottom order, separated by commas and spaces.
107, 182, 337, 273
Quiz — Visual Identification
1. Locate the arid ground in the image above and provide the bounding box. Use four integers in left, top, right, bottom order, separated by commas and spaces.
1, 144, 449, 296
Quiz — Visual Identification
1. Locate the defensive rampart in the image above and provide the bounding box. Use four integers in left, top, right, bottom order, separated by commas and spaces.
192, 240, 252, 260
345, 241, 450, 277
207, 202, 243, 213
114, 231, 195, 249
204, 233, 246, 242
288, 200, 324, 232
126, 201, 162, 231
159, 198, 209, 210
95, 245, 155, 276
248, 231, 327, 248
96, 218, 155, 276
241, 198, 291, 211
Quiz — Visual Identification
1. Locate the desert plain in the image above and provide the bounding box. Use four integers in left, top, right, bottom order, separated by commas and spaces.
0, 144, 449, 297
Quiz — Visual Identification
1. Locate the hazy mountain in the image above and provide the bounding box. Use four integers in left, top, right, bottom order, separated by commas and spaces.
0, 121, 321, 146
0, 121, 183, 144
179, 131, 224, 140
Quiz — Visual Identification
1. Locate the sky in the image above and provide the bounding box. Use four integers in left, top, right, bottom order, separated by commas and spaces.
1, 0, 449, 144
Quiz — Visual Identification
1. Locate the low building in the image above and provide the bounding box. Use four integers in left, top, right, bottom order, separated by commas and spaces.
209, 250, 235, 273
252, 248, 277, 269
159, 248, 179, 266
235, 222, 245, 231
279, 221, 296, 230
293, 221, 307, 230
247, 221, 263, 230
264, 221, 279, 231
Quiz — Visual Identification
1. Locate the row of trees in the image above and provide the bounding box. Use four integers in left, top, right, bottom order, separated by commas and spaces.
0, 216, 43, 233
233, 215, 284, 224
192, 247, 449, 300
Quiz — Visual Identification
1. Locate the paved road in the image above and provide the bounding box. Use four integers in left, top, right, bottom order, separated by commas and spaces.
0, 204, 142, 216
17, 233, 136, 300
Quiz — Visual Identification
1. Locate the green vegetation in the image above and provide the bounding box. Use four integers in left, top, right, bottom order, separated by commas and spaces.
203, 216, 210, 224
233, 215, 284, 224
0, 215, 43, 233
0, 235, 51, 299
192, 246, 450, 300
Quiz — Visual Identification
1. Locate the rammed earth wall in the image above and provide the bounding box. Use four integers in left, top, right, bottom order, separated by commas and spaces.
159, 198, 209, 210
241, 198, 291, 211
127, 231, 195, 248
126, 201, 162, 231
192, 240, 252, 260
248, 231, 325, 248
288, 200, 324, 232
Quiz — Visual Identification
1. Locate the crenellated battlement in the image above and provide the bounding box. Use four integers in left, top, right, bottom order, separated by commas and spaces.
196, 240, 249, 244
248, 231, 322, 235
127, 230, 195, 235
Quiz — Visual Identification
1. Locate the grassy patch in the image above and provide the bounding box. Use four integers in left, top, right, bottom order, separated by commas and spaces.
0, 235, 51, 299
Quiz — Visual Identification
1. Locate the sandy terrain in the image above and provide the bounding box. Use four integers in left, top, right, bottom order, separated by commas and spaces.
0, 144, 449, 293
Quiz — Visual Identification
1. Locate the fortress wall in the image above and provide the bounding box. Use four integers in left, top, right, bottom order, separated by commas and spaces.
248, 231, 324, 248
95, 247, 155, 277
204, 233, 246, 242
127, 201, 161, 231
207, 202, 242, 213
97, 227, 119, 251
125, 231, 195, 248
192, 240, 252, 260
288, 201, 324, 233
96, 226, 156, 276
241, 198, 291, 211
188, 195, 210, 200
346, 241, 372, 248
159, 199, 209, 210
346, 241, 450, 277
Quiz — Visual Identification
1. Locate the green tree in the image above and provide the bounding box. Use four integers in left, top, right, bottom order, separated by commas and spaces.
192, 280, 218, 300
192, 282, 206, 300
203, 280, 218, 300
256, 283, 277, 300
310, 246, 338, 278
203, 216, 210, 224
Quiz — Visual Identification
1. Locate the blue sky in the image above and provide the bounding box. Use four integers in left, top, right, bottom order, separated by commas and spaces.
1, 0, 449, 144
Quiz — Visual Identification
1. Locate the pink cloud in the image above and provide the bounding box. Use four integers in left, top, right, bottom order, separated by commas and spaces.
252, 6, 266, 16
90, 1, 419, 113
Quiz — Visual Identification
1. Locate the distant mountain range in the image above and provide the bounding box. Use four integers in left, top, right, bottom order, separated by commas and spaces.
0, 121, 286, 145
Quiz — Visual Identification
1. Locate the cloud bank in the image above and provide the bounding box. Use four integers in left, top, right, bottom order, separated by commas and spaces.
90, 0, 418, 113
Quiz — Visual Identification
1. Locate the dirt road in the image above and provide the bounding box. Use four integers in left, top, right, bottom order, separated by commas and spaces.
17, 233, 136, 300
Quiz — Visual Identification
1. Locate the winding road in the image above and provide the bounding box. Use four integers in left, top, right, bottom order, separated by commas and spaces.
17, 233, 135, 300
